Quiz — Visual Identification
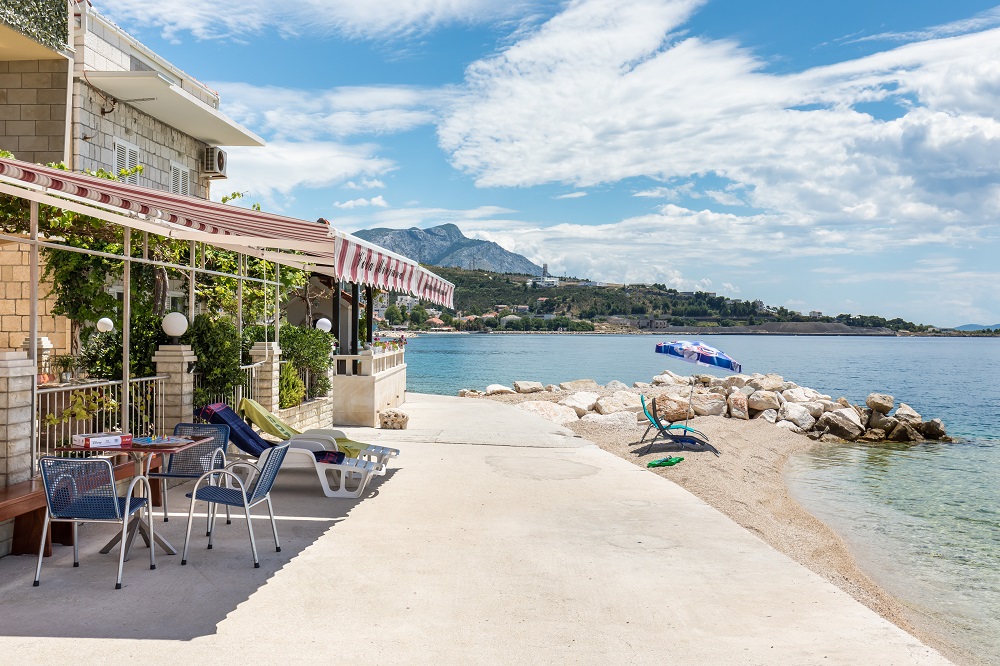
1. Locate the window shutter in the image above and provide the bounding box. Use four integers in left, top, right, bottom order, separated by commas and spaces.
113, 141, 139, 185
114, 142, 127, 177
170, 164, 190, 196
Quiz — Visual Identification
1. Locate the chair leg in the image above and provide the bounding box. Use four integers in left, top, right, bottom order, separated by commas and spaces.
244, 504, 260, 568
32, 512, 50, 587
265, 496, 280, 553
145, 507, 156, 571
207, 503, 217, 549
72, 522, 79, 567
115, 513, 130, 590
162, 480, 169, 522
181, 494, 198, 566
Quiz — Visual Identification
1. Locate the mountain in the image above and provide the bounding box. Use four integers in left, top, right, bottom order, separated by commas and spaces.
954, 323, 1000, 331
353, 223, 542, 276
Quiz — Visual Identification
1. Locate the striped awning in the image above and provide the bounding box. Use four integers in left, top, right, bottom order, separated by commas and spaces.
0, 157, 454, 307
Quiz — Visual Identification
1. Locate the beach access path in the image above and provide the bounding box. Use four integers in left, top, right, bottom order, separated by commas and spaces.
0, 393, 949, 664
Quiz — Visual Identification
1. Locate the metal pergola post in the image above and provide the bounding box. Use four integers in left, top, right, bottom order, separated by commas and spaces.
121, 227, 131, 434
28, 201, 38, 449
350, 282, 360, 355
188, 240, 196, 318
273, 262, 281, 348
365, 285, 374, 346
331, 279, 341, 355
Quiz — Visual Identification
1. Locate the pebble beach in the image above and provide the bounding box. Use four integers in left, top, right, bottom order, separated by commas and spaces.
478, 379, 974, 666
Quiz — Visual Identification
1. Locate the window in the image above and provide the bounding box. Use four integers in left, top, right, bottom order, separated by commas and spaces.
170, 162, 190, 196
113, 140, 139, 185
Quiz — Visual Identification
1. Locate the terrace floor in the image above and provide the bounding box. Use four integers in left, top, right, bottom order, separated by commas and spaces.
0, 393, 949, 664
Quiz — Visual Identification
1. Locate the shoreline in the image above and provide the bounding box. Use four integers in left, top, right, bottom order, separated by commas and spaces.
481, 387, 977, 666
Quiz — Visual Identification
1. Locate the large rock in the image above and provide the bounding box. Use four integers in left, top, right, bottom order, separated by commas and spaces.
581, 411, 638, 428
800, 401, 825, 419
605, 380, 630, 390
747, 373, 784, 392
559, 391, 600, 416
781, 387, 820, 403
652, 373, 688, 387
633, 381, 651, 389
868, 410, 898, 434
778, 402, 816, 430
458, 389, 483, 397
858, 428, 886, 442
887, 421, 924, 443
866, 393, 895, 414
595, 391, 642, 415
747, 390, 780, 412
894, 403, 922, 423
728, 392, 749, 420
379, 409, 409, 429
816, 408, 865, 441
753, 409, 778, 423
513, 380, 545, 394
918, 418, 947, 440
517, 401, 579, 425
775, 420, 805, 435
486, 384, 515, 395
559, 379, 601, 391
722, 374, 749, 389
654, 394, 694, 422
691, 393, 727, 416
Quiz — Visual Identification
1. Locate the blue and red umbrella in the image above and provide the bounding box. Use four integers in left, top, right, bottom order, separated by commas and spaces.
655, 340, 742, 374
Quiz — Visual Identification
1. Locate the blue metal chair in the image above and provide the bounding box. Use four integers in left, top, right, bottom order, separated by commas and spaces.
34, 457, 155, 590
147, 423, 229, 529
181, 443, 289, 569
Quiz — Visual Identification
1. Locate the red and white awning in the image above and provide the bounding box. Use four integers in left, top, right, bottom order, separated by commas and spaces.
0, 157, 454, 307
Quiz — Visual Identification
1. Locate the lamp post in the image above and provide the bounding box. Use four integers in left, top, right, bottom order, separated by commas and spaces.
315, 317, 332, 333
96, 317, 115, 333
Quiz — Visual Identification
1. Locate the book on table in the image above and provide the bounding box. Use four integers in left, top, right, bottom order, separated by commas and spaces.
72, 432, 133, 448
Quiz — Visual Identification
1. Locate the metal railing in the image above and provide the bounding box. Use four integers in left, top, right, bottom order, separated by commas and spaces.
34, 375, 166, 465
333, 348, 405, 377
193, 362, 260, 409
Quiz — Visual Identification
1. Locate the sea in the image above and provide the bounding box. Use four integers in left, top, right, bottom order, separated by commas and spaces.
403, 333, 1000, 664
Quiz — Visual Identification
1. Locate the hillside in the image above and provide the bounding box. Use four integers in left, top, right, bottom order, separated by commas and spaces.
355, 223, 542, 275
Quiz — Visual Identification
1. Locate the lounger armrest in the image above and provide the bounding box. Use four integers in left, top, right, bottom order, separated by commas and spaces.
287, 439, 327, 454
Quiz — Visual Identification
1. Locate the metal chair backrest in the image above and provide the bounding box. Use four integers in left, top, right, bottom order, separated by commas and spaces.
249, 443, 288, 504
169, 423, 230, 476
641, 394, 657, 424
38, 457, 119, 520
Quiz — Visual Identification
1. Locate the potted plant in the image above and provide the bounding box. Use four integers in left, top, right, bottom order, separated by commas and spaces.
53, 355, 75, 383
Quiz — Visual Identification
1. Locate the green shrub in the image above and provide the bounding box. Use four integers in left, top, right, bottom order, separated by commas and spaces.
278, 362, 305, 408
183, 314, 244, 407
81, 311, 169, 379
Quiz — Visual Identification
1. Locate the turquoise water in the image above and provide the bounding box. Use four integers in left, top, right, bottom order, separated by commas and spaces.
404, 333, 1000, 663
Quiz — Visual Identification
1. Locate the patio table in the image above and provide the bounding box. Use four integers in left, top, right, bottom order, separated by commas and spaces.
56, 436, 210, 559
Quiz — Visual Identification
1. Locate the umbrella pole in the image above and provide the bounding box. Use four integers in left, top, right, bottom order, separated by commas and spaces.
685, 376, 694, 428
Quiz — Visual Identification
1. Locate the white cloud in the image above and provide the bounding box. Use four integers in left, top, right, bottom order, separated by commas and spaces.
94, 0, 535, 40
333, 195, 390, 209
438, 0, 1000, 252
344, 178, 387, 190
554, 191, 588, 199
850, 6, 1000, 43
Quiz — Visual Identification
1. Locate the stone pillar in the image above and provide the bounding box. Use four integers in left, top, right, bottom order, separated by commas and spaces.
0, 350, 37, 557
152, 344, 197, 433
21, 336, 54, 374
249, 342, 281, 413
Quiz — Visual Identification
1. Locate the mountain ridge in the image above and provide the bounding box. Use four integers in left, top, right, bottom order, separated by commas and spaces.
353, 224, 542, 276
954, 323, 1000, 331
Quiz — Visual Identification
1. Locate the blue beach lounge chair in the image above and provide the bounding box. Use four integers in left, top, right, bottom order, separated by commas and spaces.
639, 395, 720, 457
195, 403, 388, 499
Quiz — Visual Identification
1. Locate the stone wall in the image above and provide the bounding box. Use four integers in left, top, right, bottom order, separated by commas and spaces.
0, 58, 68, 165
0, 350, 37, 558
0, 241, 70, 353
277, 396, 335, 433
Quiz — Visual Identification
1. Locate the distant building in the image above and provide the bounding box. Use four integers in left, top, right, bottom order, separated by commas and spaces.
513, 305, 529, 313
396, 295, 419, 312
577, 281, 606, 287
809, 311, 823, 318
494, 304, 509, 311
531, 277, 559, 288
425, 317, 445, 327
500, 314, 521, 325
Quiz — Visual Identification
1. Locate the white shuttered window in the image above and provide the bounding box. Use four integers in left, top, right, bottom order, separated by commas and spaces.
170, 162, 190, 196
113, 140, 139, 184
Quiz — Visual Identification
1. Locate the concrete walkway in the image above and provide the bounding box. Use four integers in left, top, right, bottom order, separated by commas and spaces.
0, 393, 949, 664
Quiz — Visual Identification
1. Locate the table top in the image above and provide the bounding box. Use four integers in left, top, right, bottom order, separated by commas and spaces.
57, 436, 211, 455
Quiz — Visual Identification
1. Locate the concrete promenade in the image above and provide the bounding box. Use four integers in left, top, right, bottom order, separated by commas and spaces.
0, 393, 949, 664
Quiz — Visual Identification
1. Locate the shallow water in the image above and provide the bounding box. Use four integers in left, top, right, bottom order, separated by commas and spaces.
404, 333, 1000, 662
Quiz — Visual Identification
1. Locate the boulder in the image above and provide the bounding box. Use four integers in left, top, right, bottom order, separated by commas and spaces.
753, 409, 778, 423
581, 411, 638, 428
739, 385, 756, 397
836, 397, 852, 408
379, 409, 409, 430
458, 389, 484, 397
691, 393, 727, 416
816, 408, 865, 441
781, 387, 819, 403
747, 390, 781, 411
708, 386, 728, 396
559, 391, 600, 416
887, 421, 924, 443
775, 420, 805, 435
517, 401, 579, 425
693, 374, 715, 385
918, 418, 947, 440
486, 384, 516, 396
778, 402, 816, 431
545, 384, 562, 392
868, 410, 898, 434
513, 380, 545, 394
722, 374, 749, 389
595, 391, 643, 415
652, 370, 689, 386
894, 403, 922, 423
800, 401, 825, 419
866, 393, 895, 415
559, 379, 601, 391
818, 400, 840, 413
858, 428, 886, 442
605, 380, 630, 390
655, 394, 694, 422
747, 373, 785, 392
728, 392, 749, 420
819, 433, 844, 443
633, 381, 652, 389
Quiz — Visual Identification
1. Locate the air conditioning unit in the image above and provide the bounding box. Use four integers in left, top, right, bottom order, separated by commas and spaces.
203, 147, 227, 178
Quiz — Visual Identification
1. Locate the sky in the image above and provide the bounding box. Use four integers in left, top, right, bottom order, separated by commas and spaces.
92, 0, 1000, 327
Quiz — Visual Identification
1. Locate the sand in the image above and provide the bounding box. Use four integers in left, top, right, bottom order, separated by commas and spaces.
484, 385, 977, 666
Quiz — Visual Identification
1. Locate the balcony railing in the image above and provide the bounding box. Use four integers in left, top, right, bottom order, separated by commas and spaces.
333, 348, 405, 377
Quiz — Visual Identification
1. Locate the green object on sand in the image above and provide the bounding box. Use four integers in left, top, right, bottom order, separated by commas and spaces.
648, 456, 684, 468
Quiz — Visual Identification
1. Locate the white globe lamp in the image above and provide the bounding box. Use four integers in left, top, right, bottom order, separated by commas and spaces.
315, 317, 332, 333
162, 312, 189, 342
96, 317, 114, 333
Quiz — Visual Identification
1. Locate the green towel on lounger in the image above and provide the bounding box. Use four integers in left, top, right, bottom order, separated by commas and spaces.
237, 397, 365, 459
